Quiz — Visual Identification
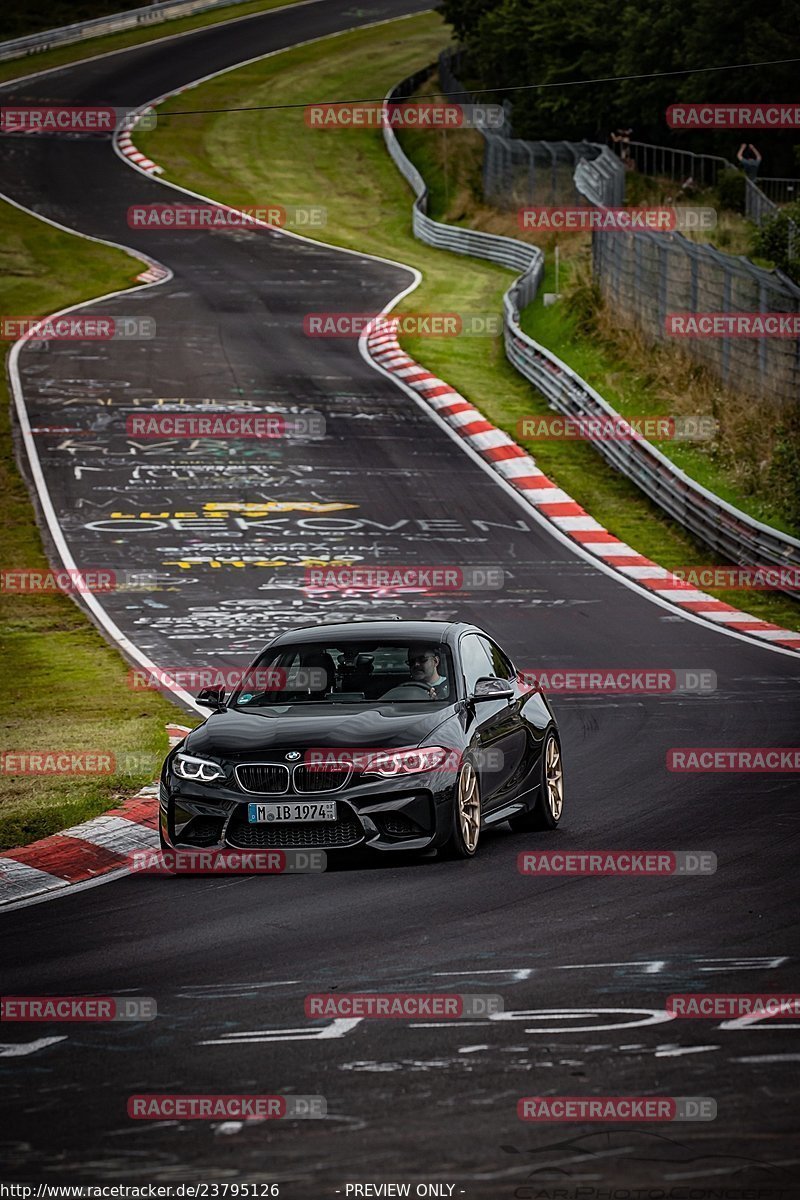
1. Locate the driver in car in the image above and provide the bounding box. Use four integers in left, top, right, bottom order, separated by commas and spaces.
407, 646, 448, 699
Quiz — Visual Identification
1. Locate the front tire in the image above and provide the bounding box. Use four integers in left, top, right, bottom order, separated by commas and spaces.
442, 761, 481, 858
508, 728, 564, 832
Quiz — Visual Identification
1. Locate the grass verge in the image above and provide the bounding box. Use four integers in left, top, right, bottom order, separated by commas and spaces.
0, 199, 190, 850
136, 14, 800, 633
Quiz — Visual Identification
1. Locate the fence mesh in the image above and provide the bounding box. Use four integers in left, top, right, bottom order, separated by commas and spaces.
593, 232, 800, 402
438, 51, 624, 209
438, 51, 800, 404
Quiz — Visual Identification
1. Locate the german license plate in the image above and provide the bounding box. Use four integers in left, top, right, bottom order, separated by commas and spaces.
247, 801, 337, 823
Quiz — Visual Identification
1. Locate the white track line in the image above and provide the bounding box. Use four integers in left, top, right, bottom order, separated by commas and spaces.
5, 2, 797, 766
109, 26, 800, 658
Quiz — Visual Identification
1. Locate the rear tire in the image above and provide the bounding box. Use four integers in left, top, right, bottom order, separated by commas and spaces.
441, 761, 481, 859
508, 728, 564, 832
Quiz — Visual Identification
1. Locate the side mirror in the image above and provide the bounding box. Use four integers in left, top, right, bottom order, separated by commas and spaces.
197, 686, 226, 711
471, 676, 514, 701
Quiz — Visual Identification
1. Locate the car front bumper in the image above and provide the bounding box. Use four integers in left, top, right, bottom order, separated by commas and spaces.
159, 771, 459, 854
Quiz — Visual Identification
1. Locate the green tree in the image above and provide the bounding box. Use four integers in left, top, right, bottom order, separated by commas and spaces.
440, 0, 800, 170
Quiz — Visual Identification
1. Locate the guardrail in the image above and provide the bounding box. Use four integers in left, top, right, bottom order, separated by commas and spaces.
572, 152, 626, 209
0, 0, 249, 63
385, 67, 544, 282
383, 70, 800, 577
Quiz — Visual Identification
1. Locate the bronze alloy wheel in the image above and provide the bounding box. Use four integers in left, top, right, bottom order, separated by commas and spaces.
457, 761, 481, 853
545, 733, 564, 820
508, 728, 565, 833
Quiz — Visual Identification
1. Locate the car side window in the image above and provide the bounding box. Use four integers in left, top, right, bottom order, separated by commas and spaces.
487, 639, 515, 679
460, 635, 496, 692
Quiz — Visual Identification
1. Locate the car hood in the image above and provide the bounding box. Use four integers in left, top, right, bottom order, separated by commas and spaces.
184, 704, 459, 758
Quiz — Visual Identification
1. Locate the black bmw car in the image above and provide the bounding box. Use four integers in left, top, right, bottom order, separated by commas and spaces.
160, 619, 563, 859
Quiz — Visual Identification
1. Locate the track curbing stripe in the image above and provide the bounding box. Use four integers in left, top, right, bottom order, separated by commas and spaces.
0, 726, 191, 908
363, 321, 800, 655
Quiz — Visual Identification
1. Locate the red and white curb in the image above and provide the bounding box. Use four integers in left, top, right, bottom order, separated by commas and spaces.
135, 262, 170, 284
365, 324, 800, 654
116, 67, 800, 658
116, 129, 162, 175
0, 725, 190, 909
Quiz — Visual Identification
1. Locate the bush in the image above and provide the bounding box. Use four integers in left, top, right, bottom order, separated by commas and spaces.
752, 201, 800, 282
715, 168, 746, 214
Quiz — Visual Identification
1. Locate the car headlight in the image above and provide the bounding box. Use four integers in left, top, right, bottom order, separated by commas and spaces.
173, 752, 226, 783
365, 746, 457, 777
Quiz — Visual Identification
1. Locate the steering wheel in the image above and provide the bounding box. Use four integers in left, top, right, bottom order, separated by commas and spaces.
395, 682, 436, 694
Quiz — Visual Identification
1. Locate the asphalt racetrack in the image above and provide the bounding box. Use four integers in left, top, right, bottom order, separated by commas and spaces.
1, 1, 799, 1194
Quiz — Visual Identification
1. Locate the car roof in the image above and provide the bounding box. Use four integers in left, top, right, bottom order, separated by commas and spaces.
268, 620, 481, 646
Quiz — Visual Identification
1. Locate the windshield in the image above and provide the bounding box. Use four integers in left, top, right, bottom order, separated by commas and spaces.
230, 640, 454, 707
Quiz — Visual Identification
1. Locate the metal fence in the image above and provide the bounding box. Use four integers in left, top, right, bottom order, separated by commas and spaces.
438, 50, 625, 210
621, 142, 798, 267
743, 178, 797, 259
745, 176, 779, 225
593, 230, 800, 402
588, 160, 800, 401
757, 178, 800, 206
383, 69, 800, 576
436, 56, 799, 401
623, 141, 733, 188
0, 0, 250, 63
